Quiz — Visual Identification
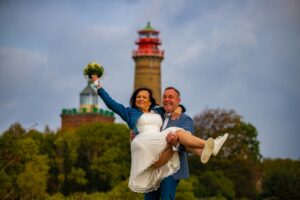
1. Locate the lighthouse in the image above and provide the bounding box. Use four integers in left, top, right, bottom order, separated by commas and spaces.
132, 22, 164, 104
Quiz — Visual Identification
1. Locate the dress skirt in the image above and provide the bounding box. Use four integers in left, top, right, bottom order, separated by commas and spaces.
128, 127, 183, 193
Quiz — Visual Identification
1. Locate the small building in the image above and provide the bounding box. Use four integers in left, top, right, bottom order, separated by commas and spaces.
61, 81, 115, 130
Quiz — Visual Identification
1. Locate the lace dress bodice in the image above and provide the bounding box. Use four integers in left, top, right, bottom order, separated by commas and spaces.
136, 113, 163, 134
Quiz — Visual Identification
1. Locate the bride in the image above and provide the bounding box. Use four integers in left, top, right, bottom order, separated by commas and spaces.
91, 75, 227, 193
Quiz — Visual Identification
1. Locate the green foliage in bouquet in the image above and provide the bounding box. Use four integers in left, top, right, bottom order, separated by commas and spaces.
83, 62, 104, 78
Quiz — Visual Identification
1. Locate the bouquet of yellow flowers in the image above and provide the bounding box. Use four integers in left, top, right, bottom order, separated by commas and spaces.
83, 62, 104, 78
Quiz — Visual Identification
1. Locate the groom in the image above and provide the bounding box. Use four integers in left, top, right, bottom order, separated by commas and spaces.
144, 86, 194, 200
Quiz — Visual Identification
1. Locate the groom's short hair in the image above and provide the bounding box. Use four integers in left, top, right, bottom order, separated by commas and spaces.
164, 87, 180, 97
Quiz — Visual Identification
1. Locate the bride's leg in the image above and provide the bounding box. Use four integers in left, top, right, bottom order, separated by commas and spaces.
175, 130, 206, 148
151, 144, 174, 168
179, 131, 215, 163
186, 147, 203, 156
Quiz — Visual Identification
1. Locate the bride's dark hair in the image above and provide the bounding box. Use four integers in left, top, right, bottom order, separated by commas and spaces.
130, 87, 158, 111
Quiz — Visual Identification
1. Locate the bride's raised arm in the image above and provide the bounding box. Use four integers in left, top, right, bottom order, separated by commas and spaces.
91, 75, 135, 127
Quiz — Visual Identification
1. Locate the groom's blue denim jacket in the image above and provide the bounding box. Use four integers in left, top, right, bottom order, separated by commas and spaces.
97, 87, 194, 179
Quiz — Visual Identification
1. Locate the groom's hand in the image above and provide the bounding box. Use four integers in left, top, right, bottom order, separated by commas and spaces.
130, 130, 136, 141
166, 132, 178, 145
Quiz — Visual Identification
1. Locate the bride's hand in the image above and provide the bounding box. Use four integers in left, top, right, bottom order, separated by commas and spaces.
91, 74, 101, 88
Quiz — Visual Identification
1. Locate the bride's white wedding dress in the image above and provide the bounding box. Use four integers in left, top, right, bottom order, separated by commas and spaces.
128, 112, 183, 193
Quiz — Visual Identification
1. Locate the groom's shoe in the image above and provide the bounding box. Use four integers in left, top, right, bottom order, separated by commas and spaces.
201, 138, 215, 164
212, 133, 228, 156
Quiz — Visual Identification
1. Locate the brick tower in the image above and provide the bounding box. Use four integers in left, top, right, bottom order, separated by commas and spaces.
132, 22, 164, 104
60, 80, 115, 130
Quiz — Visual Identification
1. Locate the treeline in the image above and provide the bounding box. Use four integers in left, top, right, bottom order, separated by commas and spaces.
0, 108, 299, 200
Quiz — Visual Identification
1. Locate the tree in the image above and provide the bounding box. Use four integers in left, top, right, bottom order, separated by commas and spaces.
176, 178, 197, 200
0, 123, 28, 174
44, 125, 52, 134
104, 179, 143, 200
260, 159, 300, 200
17, 155, 49, 200
76, 122, 131, 192
191, 108, 261, 199
3, 122, 26, 136
0, 169, 14, 200
67, 167, 88, 186
0, 124, 41, 199
0, 123, 53, 199
193, 108, 261, 161
53, 129, 80, 194
50, 122, 131, 194
193, 171, 235, 199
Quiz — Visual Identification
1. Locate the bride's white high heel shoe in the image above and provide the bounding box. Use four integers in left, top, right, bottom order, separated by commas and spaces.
212, 133, 228, 156
201, 138, 215, 164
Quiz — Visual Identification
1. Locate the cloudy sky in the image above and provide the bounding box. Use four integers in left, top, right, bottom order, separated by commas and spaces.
0, 0, 299, 159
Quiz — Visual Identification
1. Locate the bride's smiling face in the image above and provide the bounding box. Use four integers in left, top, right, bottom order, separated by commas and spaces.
135, 90, 151, 112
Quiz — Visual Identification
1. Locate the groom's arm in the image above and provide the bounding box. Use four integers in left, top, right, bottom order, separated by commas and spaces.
177, 114, 194, 152
180, 114, 194, 133
166, 114, 194, 151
